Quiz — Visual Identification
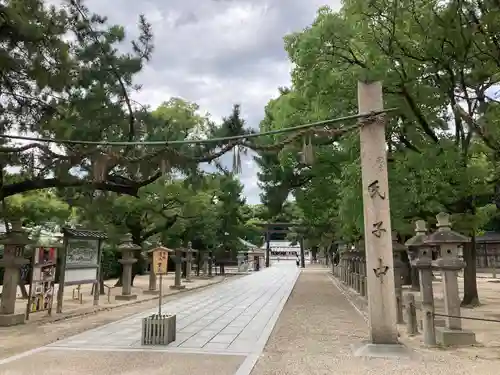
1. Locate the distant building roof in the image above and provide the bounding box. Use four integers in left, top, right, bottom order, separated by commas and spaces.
238, 238, 258, 249
261, 240, 300, 249
62, 227, 107, 239
476, 231, 500, 243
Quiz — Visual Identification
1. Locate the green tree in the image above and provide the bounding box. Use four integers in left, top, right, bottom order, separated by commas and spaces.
0, 0, 248, 201
257, 0, 499, 306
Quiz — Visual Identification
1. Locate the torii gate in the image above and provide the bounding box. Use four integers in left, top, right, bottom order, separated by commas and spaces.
256, 222, 309, 268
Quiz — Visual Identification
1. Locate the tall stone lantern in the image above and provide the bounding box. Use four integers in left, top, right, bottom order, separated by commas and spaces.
423, 212, 476, 346
405, 220, 436, 345
184, 241, 195, 282
169, 248, 186, 290
392, 232, 406, 324
115, 234, 141, 301
0, 221, 33, 326
144, 243, 162, 295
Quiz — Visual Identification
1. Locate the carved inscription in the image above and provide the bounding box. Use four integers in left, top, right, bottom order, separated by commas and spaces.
373, 258, 389, 278
371, 221, 387, 238
368, 180, 386, 200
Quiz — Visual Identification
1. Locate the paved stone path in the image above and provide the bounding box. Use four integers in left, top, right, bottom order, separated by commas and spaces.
46, 263, 300, 356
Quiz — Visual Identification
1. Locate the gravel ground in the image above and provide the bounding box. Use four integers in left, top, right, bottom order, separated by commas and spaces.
0, 350, 244, 375
251, 269, 499, 375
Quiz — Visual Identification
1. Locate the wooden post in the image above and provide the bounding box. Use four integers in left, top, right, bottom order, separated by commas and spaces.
56, 239, 67, 314
299, 237, 306, 268
93, 239, 101, 306
265, 231, 271, 267
358, 81, 398, 344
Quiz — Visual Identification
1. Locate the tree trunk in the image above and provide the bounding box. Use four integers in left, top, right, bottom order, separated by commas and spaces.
410, 266, 420, 291
113, 266, 138, 287
18, 282, 29, 299
99, 271, 105, 295
114, 270, 123, 287
461, 235, 480, 307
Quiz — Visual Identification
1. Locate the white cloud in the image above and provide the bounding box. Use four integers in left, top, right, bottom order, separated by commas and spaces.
68, 0, 343, 203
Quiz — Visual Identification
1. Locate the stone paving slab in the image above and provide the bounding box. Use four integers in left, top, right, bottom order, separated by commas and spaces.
47, 264, 300, 355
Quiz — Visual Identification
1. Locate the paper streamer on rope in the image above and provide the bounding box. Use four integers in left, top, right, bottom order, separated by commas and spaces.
93, 153, 109, 182
301, 134, 314, 165
160, 158, 170, 175
232, 145, 242, 174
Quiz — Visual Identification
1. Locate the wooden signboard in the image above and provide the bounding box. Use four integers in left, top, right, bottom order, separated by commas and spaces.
26, 247, 57, 319
153, 248, 169, 275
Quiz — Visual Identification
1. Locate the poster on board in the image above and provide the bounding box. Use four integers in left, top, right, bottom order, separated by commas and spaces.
26, 247, 57, 319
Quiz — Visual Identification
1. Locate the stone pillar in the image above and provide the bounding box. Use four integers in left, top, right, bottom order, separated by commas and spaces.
208, 251, 213, 277
357, 81, 398, 346
353, 255, 360, 293
143, 250, 159, 295
265, 231, 271, 267
0, 221, 32, 326
237, 252, 245, 272
424, 213, 476, 346
115, 234, 140, 301
406, 220, 436, 346
341, 251, 347, 283
360, 256, 367, 297
202, 251, 209, 275
184, 242, 193, 283
345, 248, 353, 287
170, 249, 186, 290
392, 232, 406, 324
357, 240, 366, 297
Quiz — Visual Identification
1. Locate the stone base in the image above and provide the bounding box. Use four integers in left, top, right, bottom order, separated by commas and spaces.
351, 341, 413, 359
419, 318, 445, 330
143, 290, 160, 295
169, 285, 186, 290
435, 327, 476, 346
0, 313, 25, 327
115, 294, 138, 301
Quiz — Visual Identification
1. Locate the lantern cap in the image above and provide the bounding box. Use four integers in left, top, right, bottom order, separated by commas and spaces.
405, 220, 428, 248
423, 213, 470, 245
391, 231, 406, 252
117, 233, 142, 252
0, 221, 33, 246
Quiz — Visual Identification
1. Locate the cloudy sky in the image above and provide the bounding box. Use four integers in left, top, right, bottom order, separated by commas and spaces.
79, 0, 341, 203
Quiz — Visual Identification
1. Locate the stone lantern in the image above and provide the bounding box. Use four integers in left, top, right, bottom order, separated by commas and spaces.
115, 234, 141, 301
169, 248, 186, 290
184, 241, 195, 282
0, 221, 33, 326
405, 220, 436, 345
392, 232, 406, 324
338, 243, 348, 283
423, 212, 476, 346
351, 242, 364, 294
405, 226, 420, 292
357, 239, 367, 297
144, 244, 159, 295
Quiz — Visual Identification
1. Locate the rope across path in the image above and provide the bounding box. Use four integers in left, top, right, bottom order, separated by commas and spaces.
0, 109, 397, 147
